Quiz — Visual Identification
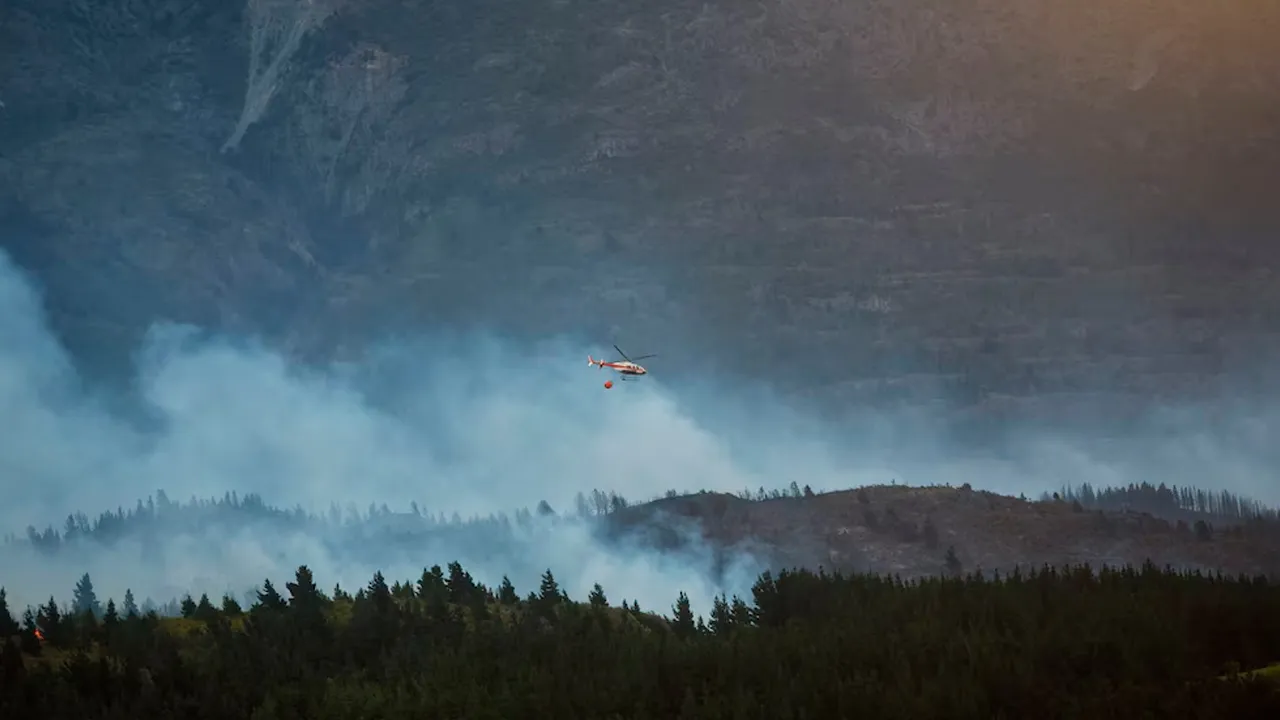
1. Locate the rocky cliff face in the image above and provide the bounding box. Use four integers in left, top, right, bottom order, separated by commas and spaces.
2, 0, 1278, 430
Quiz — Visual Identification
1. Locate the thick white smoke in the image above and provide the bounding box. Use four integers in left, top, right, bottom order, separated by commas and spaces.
0, 249, 858, 614
1, 248, 1277, 616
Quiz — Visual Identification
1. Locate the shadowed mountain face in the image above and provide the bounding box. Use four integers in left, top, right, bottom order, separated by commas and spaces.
2, 0, 1279, 435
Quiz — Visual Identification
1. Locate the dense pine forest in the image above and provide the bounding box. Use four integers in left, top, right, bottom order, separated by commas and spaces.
3, 559, 1280, 719
4, 481, 1280, 717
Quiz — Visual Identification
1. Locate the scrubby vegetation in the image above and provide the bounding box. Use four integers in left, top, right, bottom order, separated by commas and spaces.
3, 559, 1280, 719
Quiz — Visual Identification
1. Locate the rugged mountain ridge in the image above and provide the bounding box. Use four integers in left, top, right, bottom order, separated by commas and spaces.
2, 0, 1279, 427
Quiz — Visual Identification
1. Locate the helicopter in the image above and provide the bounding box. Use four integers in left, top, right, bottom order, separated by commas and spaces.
588, 345, 656, 388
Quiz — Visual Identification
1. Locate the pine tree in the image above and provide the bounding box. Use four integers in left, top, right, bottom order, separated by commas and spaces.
446, 561, 479, 606
180, 595, 198, 618
366, 571, 392, 613
538, 569, 563, 605
608, 492, 627, 513
332, 584, 351, 602
751, 571, 784, 627
122, 589, 139, 619
672, 592, 696, 639
221, 595, 243, 616
498, 576, 519, 605
195, 594, 218, 622
416, 566, 446, 603
102, 599, 119, 628
286, 566, 325, 610
72, 573, 102, 618
256, 579, 288, 611
708, 594, 733, 635
588, 583, 608, 608
0, 588, 19, 637
18, 609, 40, 656
528, 569, 566, 621
37, 597, 62, 647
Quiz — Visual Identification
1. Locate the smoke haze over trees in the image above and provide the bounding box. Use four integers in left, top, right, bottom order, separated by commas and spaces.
3, 233, 1280, 613
2, 3, 1280, 710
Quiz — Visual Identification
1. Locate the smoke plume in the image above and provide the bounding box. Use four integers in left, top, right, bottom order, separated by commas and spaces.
1, 248, 1277, 615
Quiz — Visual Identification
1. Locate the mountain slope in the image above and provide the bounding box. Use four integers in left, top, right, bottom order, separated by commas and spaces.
2, 0, 1279, 425
11, 482, 1277, 609
603, 484, 1280, 580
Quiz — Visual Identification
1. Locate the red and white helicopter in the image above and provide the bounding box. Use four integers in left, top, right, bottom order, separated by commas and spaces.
588, 344, 656, 388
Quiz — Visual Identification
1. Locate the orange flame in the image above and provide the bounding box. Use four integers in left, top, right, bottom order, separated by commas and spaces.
33, 628, 45, 642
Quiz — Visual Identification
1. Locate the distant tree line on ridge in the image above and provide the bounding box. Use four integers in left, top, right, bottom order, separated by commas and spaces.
11, 481, 1275, 558
1042, 481, 1280, 524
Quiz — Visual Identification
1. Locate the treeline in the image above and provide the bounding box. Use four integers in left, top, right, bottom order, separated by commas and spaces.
13, 481, 1276, 559
4, 483, 810, 558
12, 489, 517, 556
4, 561, 1280, 719
9, 486, 686, 554
1042, 482, 1280, 524
9, 487, 672, 557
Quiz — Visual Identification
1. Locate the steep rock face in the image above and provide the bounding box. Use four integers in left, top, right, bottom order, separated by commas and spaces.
2, 0, 1279, 427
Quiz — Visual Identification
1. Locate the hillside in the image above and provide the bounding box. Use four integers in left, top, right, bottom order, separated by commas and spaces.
2, 0, 1279, 431
7, 481, 1280, 616
605, 483, 1280, 581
